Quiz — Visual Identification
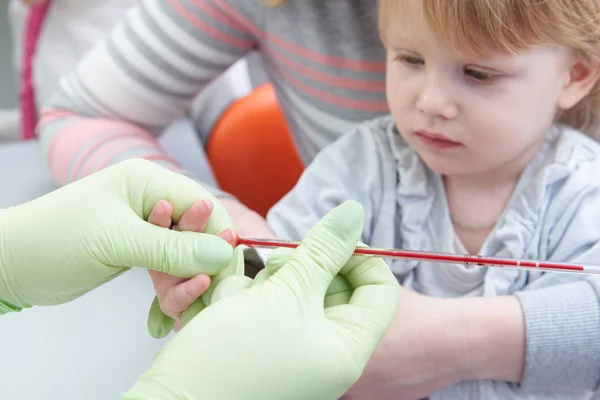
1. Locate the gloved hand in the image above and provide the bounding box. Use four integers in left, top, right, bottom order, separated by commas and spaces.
146, 199, 246, 338
0, 159, 235, 313
123, 200, 401, 400
145, 194, 277, 338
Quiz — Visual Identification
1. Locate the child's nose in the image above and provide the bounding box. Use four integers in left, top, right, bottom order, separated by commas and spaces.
416, 77, 458, 119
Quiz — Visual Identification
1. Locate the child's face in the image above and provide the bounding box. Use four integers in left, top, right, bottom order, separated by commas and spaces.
383, 9, 580, 180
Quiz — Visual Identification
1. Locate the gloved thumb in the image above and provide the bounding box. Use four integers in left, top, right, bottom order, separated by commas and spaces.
262, 248, 353, 306
273, 200, 364, 295
121, 219, 234, 278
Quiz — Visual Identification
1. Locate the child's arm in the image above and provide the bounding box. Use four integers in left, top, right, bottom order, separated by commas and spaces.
37, 0, 257, 192
433, 157, 600, 399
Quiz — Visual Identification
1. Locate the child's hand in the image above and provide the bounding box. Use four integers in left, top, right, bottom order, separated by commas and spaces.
146, 199, 235, 332
218, 197, 277, 239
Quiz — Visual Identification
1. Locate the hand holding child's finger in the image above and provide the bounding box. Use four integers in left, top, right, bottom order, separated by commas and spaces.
173, 199, 213, 232
153, 226, 235, 321
147, 200, 187, 319
146, 199, 237, 338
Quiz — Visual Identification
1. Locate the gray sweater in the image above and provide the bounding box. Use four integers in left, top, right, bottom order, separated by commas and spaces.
267, 115, 600, 399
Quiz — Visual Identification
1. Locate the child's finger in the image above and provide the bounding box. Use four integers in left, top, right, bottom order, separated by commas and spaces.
147, 200, 173, 228
216, 228, 237, 246
173, 199, 213, 232
162, 274, 212, 318
173, 319, 183, 332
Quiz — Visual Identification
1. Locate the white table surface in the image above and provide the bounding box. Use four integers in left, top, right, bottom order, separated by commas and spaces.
0, 120, 217, 399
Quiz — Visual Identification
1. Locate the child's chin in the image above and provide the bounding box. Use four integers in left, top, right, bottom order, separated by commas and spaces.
420, 157, 466, 177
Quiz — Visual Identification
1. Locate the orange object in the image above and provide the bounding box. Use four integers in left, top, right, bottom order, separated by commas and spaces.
206, 83, 304, 218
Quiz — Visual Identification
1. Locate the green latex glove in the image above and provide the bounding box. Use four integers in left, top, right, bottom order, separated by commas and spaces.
123, 200, 401, 400
0, 159, 235, 313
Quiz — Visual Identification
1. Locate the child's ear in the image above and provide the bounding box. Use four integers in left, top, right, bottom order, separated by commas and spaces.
557, 59, 600, 110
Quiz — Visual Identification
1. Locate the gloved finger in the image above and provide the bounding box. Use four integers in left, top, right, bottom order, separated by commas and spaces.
150, 199, 230, 315
147, 228, 235, 316
110, 159, 234, 234
274, 200, 365, 294
325, 256, 400, 358
179, 247, 245, 328
179, 297, 207, 328
210, 275, 254, 303
266, 248, 352, 306
147, 297, 176, 339
145, 200, 180, 337
145, 200, 179, 336
253, 268, 272, 285
324, 274, 353, 307
173, 199, 212, 232
322, 240, 370, 307
146, 201, 233, 338
200, 247, 245, 302
264, 248, 295, 274
120, 159, 234, 234
124, 219, 234, 277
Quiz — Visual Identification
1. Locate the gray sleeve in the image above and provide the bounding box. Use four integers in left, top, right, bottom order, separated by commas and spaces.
516, 279, 600, 393
432, 281, 600, 400
267, 120, 390, 243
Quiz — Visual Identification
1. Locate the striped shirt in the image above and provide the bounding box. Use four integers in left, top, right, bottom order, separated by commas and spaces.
38, 0, 387, 189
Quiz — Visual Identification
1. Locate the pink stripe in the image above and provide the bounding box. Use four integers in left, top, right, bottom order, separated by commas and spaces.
211, 0, 386, 72
163, 164, 187, 173
264, 47, 385, 92
69, 130, 158, 182
194, 0, 257, 34
79, 137, 174, 177
37, 109, 76, 130
47, 120, 152, 184
274, 64, 389, 112
169, 0, 254, 49
20, 2, 50, 140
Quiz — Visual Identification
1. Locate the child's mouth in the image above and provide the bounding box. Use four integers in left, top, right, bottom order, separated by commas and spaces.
415, 130, 462, 150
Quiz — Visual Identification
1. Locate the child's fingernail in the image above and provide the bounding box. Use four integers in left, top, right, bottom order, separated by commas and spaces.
217, 228, 237, 245
199, 274, 211, 291
194, 200, 208, 213
200, 199, 214, 212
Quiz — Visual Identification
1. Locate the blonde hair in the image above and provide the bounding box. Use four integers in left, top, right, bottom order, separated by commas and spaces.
378, 0, 600, 136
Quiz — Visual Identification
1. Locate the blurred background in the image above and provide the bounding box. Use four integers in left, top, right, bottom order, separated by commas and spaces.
0, 6, 18, 108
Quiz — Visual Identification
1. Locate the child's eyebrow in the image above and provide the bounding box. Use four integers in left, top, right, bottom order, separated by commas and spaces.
385, 35, 421, 51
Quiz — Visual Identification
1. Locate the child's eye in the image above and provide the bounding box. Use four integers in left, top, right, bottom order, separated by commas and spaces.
395, 55, 424, 66
464, 67, 496, 83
